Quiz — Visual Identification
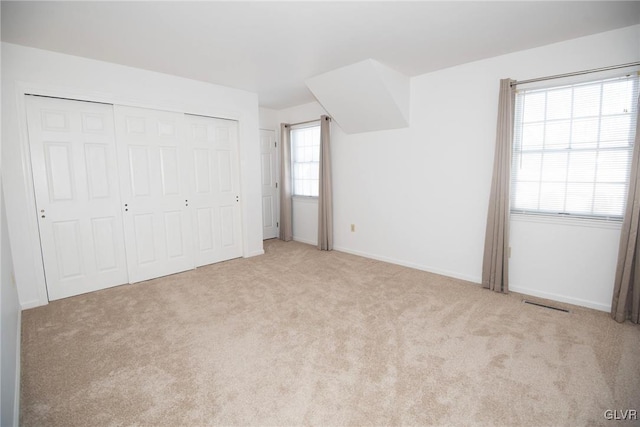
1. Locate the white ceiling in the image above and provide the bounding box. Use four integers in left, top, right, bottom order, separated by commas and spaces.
2, 1, 639, 109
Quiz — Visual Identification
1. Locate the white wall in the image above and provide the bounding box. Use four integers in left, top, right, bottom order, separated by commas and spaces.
276, 25, 640, 311
2, 43, 264, 309
510, 216, 621, 310
1, 31, 22, 426
259, 107, 278, 131
1, 188, 21, 427
1, 32, 23, 427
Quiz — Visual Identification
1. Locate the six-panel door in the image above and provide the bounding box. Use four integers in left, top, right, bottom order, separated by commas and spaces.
186, 115, 243, 266
113, 106, 196, 283
260, 129, 279, 240
26, 96, 129, 300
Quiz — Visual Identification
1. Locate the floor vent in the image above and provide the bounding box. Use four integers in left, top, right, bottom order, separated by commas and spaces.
523, 300, 570, 313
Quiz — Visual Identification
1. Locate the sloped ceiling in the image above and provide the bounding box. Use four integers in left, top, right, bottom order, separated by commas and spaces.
306, 59, 410, 134
2, 1, 639, 109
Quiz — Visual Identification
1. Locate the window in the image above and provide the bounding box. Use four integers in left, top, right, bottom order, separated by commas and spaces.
511, 74, 639, 220
291, 123, 320, 197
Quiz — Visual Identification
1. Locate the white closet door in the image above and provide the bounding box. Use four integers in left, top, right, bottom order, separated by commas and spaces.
114, 106, 194, 283
185, 114, 243, 266
26, 96, 128, 300
260, 129, 278, 239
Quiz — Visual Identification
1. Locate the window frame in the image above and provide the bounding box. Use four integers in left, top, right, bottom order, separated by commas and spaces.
510, 74, 639, 222
290, 121, 321, 198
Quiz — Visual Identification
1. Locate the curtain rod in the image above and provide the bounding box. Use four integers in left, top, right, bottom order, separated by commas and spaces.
511, 61, 640, 87
293, 119, 320, 126
286, 116, 332, 127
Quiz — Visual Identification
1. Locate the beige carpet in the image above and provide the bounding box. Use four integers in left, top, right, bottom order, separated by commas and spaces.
20, 240, 640, 426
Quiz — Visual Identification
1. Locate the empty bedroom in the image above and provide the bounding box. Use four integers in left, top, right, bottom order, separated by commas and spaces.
1, 1, 639, 426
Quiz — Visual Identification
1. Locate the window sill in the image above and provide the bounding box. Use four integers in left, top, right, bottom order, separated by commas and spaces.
292, 195, 318, 203
510, 212, 623, 230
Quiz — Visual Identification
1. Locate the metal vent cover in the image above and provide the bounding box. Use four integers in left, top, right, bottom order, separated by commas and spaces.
523, 299, 570, 313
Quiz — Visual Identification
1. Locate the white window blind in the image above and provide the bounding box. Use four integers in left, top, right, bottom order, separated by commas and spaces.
291, 123, 320, 197
511, 74, 639, 220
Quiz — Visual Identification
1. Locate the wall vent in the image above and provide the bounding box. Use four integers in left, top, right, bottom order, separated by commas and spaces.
522, 300, 570, 313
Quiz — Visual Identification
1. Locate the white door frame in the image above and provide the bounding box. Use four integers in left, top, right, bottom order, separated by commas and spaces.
12, 81, 248, 307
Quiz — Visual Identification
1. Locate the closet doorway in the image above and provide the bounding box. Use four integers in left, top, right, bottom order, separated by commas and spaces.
26, 95, 243, 300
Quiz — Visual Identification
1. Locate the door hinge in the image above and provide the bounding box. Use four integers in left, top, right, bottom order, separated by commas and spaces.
274, 141, 277, 148
275, 182, 278, 188
277, 222, 279, 227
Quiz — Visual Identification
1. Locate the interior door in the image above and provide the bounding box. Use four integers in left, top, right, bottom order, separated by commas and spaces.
185, 114, 243, 266
260, 129, 279, 239
114, 106, 194, 283
26, 95, 128, 300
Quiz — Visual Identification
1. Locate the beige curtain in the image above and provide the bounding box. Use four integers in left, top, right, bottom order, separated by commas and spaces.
611, 96, 640, 324
482, 78, 516, 293
279, 123, 293, 241
317, 116, 333, 250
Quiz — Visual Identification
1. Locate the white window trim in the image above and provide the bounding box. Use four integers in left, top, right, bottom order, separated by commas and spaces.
292, 195, 319, 202
290, 120, 321, 198
510, 211, 623, 230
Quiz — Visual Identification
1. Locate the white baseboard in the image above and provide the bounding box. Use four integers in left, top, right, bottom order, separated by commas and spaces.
331, 247, 610, 312
293, 237, 317, 246
332, 245, 482, 284
20, 299, 45, 310
509, 284, 610, 312
244, 249, 265, 258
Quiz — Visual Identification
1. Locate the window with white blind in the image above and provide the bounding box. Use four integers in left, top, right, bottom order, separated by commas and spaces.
291, 123, 320, 197
511, 74, 639, 220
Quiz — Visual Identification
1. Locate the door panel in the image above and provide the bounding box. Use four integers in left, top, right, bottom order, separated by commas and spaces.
160, 148, 180, 195
114, 106, 194, 283
85, 144, 111, 199
91, 217, 119, 271
185, 115, 242, 266
196, 208, 214, 251
52, 220, 83, 278
217, 150, 232, 191
260, 129, 279, 239
164, 211, 185, 258
130, 146, 153, 197
44, 142, 75, 201
26, 96, 128, 300
194, 149, 211, 193
220, 206, 236, 247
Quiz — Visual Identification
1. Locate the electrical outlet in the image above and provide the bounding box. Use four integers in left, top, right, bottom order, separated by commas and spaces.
350, 224, 355, 232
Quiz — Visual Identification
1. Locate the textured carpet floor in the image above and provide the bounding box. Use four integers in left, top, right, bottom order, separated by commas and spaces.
20, 240, 640, 426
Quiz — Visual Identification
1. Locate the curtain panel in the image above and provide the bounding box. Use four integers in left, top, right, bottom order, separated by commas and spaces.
611, 96, 640, 324
279, 123, 293, 241
317, 116, 333, 250
482, 78, 516, 293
